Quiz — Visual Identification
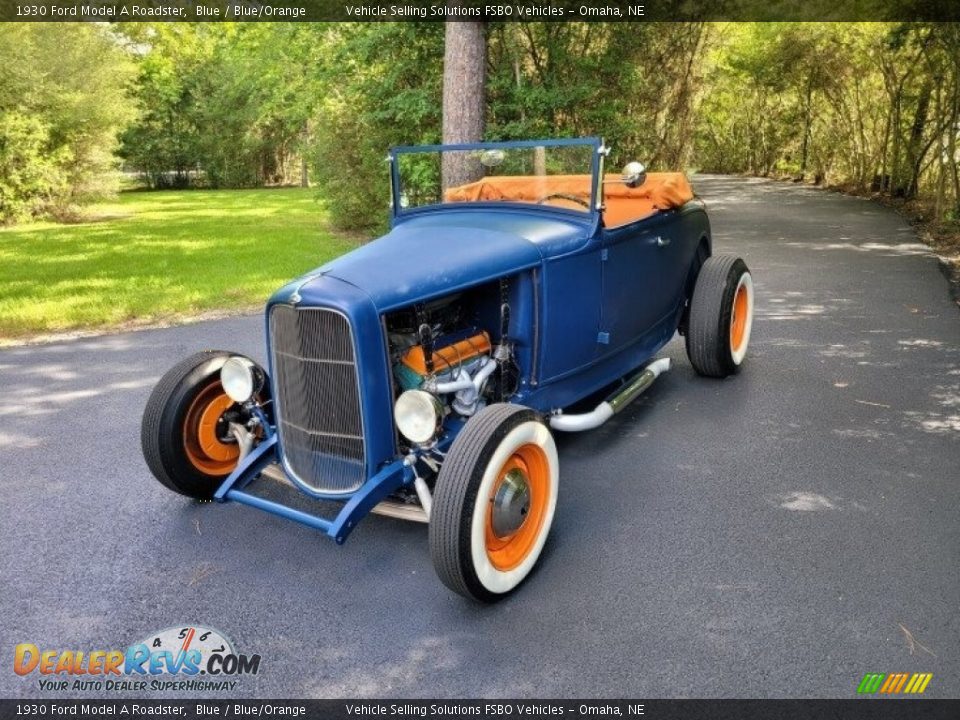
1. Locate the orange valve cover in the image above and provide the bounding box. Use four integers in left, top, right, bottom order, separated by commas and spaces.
402, 331, 492, 376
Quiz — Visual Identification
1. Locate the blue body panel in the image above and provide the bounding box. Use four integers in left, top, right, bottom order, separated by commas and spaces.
315, 215, 557, 311
215, 138, 712, 539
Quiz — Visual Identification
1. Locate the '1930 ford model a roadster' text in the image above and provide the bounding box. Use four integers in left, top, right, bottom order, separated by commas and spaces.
142, 138, 754, 601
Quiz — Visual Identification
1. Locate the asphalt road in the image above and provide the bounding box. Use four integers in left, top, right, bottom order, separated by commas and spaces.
2, 176, 958, 700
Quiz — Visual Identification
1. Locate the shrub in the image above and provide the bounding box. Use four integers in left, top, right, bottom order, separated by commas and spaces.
0, 112, 67, 225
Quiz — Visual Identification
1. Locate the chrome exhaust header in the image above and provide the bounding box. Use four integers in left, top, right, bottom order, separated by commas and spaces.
549, 358, 671, 432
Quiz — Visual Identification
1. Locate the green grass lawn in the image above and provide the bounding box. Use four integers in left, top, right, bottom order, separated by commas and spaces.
0, 188, 358, 341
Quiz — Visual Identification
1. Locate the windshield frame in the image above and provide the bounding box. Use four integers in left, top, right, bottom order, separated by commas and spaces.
387, 137, 606, 223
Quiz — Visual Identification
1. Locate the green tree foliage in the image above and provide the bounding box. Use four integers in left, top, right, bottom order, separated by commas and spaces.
486, 23, 710, 170
8, 21, 957, 231
308, 23, 445, 230
0, 113, 67, 223
120, 23, 323, 190
697, 22, 960, 221
0, 23, 135, 223
308, 22, 712, 229
116, 25, 209, 188
115, 22, 716, 230
113, 21, 960, 231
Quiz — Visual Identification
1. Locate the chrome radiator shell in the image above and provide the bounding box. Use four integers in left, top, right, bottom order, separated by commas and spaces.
268, 305, 366, 495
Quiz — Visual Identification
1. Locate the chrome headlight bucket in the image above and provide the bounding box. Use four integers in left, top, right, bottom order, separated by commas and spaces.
394, 389, 443, 445
220, 356, 265, 403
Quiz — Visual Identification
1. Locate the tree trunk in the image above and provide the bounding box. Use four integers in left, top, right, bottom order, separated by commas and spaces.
800, 74, 814, 179
890, 96, 902, 196
904, 79, 933, 199
533, 146, 547, 176
300, 120, 310, 188
935, 80, 946, 221
878, 98, 892, 192
950, 77, 960, 216
442, 20, 486, 190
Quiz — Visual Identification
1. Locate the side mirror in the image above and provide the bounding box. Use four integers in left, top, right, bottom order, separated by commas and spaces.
479, 149, 505, 168
622, 161, 647, 188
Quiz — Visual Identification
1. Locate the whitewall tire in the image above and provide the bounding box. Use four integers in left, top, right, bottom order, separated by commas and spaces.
429, 404, 558, 602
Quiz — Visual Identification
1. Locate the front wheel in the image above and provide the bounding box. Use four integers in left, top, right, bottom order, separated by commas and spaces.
429, 404, 559, 602
141, 351, 270, 500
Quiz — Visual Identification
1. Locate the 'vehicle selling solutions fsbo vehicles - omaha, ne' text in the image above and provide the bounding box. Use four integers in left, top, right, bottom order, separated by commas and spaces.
141, 137, 755, 601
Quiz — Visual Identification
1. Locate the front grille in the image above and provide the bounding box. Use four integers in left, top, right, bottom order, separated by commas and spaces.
269, 305, 365, 494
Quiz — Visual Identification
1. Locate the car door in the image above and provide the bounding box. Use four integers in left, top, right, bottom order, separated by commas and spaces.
599, 220, 684, 355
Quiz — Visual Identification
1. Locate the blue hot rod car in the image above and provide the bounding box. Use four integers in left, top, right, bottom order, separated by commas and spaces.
142, 137, 754, 601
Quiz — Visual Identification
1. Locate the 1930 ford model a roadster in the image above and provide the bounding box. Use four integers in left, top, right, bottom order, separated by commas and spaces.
142, 138, 754, 601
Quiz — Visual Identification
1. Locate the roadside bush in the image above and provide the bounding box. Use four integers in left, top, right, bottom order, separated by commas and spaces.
0, 112, 67, 225
308, 23, 444, 232
0, 23, 136, 223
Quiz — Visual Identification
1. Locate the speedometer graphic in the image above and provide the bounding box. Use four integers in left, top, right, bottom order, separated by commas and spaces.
134, 624, 235, 665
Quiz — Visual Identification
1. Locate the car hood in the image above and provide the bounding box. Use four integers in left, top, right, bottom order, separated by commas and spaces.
303, 211, 590, 311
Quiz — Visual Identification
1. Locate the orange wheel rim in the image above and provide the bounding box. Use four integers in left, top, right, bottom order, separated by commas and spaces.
183, 382, 240, 476
485, 443, 550, 571
730, 280, 749, 352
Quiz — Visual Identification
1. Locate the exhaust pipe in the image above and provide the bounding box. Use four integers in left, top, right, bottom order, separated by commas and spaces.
549, 358, 671, 432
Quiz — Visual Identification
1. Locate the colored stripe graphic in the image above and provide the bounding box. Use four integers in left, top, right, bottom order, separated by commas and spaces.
893, 673, 909, 693
857, 673, 885, 693
880, 673, 907, 693
858, 673, 932, 694
879, 674, 896, 693
904, 673, 933, 694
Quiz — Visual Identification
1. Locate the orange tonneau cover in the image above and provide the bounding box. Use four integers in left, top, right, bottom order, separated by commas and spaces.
444, 173, 694, 227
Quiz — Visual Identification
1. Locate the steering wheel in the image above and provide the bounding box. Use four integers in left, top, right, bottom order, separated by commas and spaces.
537, 193, 590, 208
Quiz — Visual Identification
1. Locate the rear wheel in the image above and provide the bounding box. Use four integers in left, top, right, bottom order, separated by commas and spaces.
685, 254, 754, 377
429, 404, 558, 602
141, 351, 269, 499
678, 241, 710, 337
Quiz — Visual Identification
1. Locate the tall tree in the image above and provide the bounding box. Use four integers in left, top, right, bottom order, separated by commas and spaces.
0, 23, 135, 223
441, 21, 486, 189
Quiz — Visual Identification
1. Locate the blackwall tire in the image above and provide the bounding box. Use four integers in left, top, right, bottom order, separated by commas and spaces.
429, 404, 559, 602
141, 351, 269, 499
685, 254, 754, 378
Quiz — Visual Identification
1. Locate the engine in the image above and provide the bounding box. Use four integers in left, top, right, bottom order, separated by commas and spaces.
396, 328, 491, 397
385, 284, 519, 446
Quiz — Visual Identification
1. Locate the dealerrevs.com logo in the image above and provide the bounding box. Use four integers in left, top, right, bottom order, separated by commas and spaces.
14, 625, 261, 693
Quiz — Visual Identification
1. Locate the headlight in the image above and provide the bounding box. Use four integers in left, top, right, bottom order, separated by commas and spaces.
220, 356, 264, 403
394, 390, 443, 445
